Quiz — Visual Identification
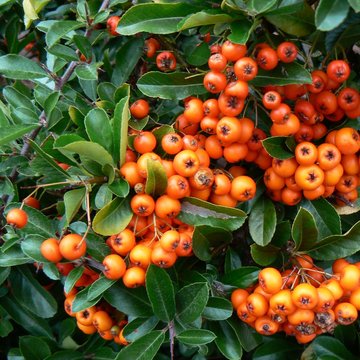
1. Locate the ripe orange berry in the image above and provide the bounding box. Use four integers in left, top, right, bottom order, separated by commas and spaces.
258, 267, 282, 294
291, 283, 318, 309
92, 310, 113, 331
334, 302, 358, 325
231, 288, 249, 310
6, 208, 28, 228
40, 238, 62, 263
59, 233, 87, 261
102, 254, 126, 280
122, 266, 146, 288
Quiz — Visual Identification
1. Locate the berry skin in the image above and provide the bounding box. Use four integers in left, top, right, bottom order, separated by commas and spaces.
6, 208, 28, 228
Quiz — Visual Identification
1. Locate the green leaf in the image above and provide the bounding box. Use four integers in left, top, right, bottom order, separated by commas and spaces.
228, 318, 262, 353
123, 316, 159, 342
262, 137, 294, 159
253, 338, 302, 360
72, 34, 92, 60
315, 0, 350, 31
250, 243, 279, 266
224, 248, 242, 274
146, 265, 175, 322
301, 198, 341, 238
209, 320, 243, 360
348, 0, 360, 12
112, 37, 144, 86
292, 207, 318, 251
46, 20, 83, 47
228, 18, 254, 44
186, 41, 211, 67
44, 92, 60, 116
71, 286, 101, 313
21, 235, 47, 262
64, 267, 84, 295
177, 329, 216, 346
10, 267, 57, 319
192, 225, 232, 261
92, 197, 132, 236
113, 95, 130, 166
222, 266, 260, 288
0, 54, 48, 79
202, 297, 233, 321
145, 160, 168, 198
64, 188, 86, 227
104, 282, 153, 317
95, 184, 113, 209
249, 197, 277, 247
117, 3, 198, 35
47, 351, 82, 360
308, 220, 360, 260
1, 295, 54, 338
176, 282, 209, 324
250, 62, 312, 87
0, 247, 30, 267
19, 336, 51, 360
87, 276, 116, 301
85, 108, 113, 153
0, 267, 10, 286
48, 44, 79, 62
75, 63, 99, 81
179, 197, 247, 232
3, 86, 36, 111
248, 0, 277, 14
265, 3, 315, 37
0, 124, 38, 147
115, 331, 165, 360
137, 72, 207, 100
177, 9, 234, 30
108, 178, 130, 198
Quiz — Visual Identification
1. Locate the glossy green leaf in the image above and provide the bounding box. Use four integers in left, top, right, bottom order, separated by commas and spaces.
308, 220, 360, 260
104, 282, 153, 317
85, 108, 113, 153
250, 62, 312, 87
87, 276, 115, 301
228, 18, 254, 44
64, 188, 86, 227
47, 351, 83, 360
137, 72, 207, 100
46, 20, 83, 47
0, 267, 10, 286
19, 336, 51, 360
222, 266, 260, 288
179, 197, 247, 232
249, 197, 276, 247
71, 286, 102, 313
10, 267, 57, 319
112, 37, 144, 86
92, 197, 132, 236
123, 316, 159, 342
202, 297, 233, 321
292, 207, 318, 251
0, 247, 30, 267
186, 41, 211, 67
177, 9, 234, 30
348, 0, 360, 12
115, 331, 165, 360
108, 178, 130, 198
0, 54, 48, 79
264, 0, 304, 16
192, 225, 232, 261
42, 263, 60, 281
210, 320, 242, 360
3, 86, 36, 111
21, 235, 47, 262
228, 318, 262, 353
253, 338, 302, 360
145, 265, 175, 322
248, 0, 277, 14
0, 124, 38, 146
176, 282, 208, 324
1, 295, 53, 338
64, 267, 84, 295
113, 95, 130, 166
95, 184, 113, 209
224, 248, 242, 274
145, 160, 168, 198
117, 3, 198, 35
177, 329, 216, 346
301, 198, 341, 238
250, 243, 279, 266
72, 34, 92, 60
262, 137, 294, 159
75, 63, 98, 81
315, 0, 350, 31
48, 44, 79, 62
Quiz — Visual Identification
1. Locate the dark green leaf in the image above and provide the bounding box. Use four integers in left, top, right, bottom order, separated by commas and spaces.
115, 331, 165, 360
44, 92, 60, 116
177, 329, 216, 346
64, 267, 84, 295
228, 18, 254, 44
146, 265, 175, 322
348, 0, 360, 12
92, 197, 132, 236
222, 266, 260, 288
104, 282, 153, 317
95, 184, 113, 209
123, 316, 159, 342
224, 248, 242, 274
64, 188, 86, 227
179, 197, 247, 232
248, 0, 277, 14
47, 351, 83, 360
262, 137, 294, 159
112, 38, 144, 86
301, 198, 341, 238
176, 282, 209, 324
21, 235, 47, 262
250, 62, 312, 87
87, 276, 116, 301
250, 243, 279, 266
0, 267, 10, 286
42, 263, 60, 280
0, 124, 38, 147
3, 86, 36, 111
72, 34, 92, 60
71, 286, 101, 313
19, 336, 51, 360
46, 20, 83, 47
292, 207, 318, 251
315, 0, 350, 31
117, 3, 198, 35
137, 72, 207, 100
145, 160, 168, 197
0, 54, 48, 79
0, 247, 30, 267
186, 41, 211, 67
48, 44, 79, 62
253, 338, 302, 360
202, 297, 233, 321
210, 320, 242, 360
192, 225, 232, 261
228, 318, 262, 353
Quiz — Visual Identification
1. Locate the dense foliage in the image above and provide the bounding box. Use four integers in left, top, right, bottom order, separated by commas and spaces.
0, 0, 360, 359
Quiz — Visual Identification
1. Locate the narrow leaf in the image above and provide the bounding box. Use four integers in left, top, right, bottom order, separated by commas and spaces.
0, 124, 38, 147
64, 188, 86, 227
177, 329, 216, 346
292, 207, 318, 251
0, 55, 47, 79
